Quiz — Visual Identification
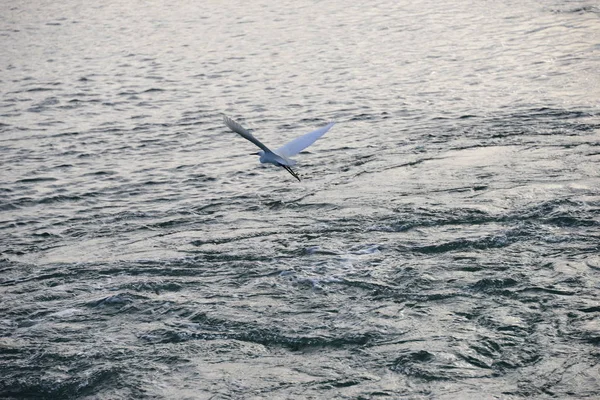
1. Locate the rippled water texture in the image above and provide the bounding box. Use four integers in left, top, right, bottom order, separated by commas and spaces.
1, 0, 599, 398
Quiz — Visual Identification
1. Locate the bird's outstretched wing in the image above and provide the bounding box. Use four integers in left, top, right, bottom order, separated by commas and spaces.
275, 122, 335, 158
223, 116, 272, 153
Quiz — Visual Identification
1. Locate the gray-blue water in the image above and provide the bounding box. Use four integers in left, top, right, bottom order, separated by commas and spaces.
1, 0, 599, 398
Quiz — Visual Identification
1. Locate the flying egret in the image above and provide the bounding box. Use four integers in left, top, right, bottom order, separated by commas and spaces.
223, 116, 335, 181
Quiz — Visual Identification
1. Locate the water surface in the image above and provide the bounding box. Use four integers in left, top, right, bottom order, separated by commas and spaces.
1, 0, 599, 398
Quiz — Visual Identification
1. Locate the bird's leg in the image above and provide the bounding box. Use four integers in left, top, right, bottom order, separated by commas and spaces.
280, 164, 301, 182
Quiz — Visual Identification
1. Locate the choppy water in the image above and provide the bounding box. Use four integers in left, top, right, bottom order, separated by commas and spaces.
1, 0, 599, 398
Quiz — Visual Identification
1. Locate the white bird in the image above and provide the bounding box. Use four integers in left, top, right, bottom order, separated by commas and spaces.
223, 116, 335, 181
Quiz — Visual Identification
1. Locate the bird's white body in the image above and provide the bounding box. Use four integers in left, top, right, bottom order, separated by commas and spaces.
257, 150, 296, 166
223, 116, 335, 181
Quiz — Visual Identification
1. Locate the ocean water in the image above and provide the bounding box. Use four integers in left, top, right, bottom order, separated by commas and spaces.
1, 0, 599, 398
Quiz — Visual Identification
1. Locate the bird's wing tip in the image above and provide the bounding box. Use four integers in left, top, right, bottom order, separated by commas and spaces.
223, 115, 245, 133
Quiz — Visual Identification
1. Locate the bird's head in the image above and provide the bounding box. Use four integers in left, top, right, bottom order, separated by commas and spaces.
252, 150, 265, 157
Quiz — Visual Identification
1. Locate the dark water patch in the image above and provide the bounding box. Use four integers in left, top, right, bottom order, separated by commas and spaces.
189, 250, 278, 264
88, 293, 147, 308
149, 217, 192, 229
130, 114, 151, 120
458, 107, 600, 141
190, 229, 281, 247
0, 270, 75, 287
343, 278, 464, 303
581, 334, 600, 345
317, 376, 376, 389
515, 199, 590, 218
90, 259, 222, 278
0, 203, 20, 212
83, 170, 116, 176
118, 281, 183, 294
24, 87, 56, 93
349, 113, 376, 121
390, 349, 495, 381
32, 290, 78, 302
32, 231, 61, 239
385, 207, 492, 232
336, 279, 400, 297
182, 173, 217, 182
0, 365, 121, 400
32, 96, 62, 108
468, 338, 502, 361
381, 199, 597, 235
132, 122, 173, 131
517, 286, 577, 296
408, 232, 516, 254
469, 277, 520, 293
15, 177, 58, 184
265, 199, 338, 212
500, 107, 594, 123
492, 348, 542, 371
552, 5, 600, 15
142, 322, 378, 351
142, 179, 167, 186
544, 215, 598, 228
143, 88, 165, 93
445, 185, 488, 193
37, 195, 83, 205
579, 306, 600, 313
